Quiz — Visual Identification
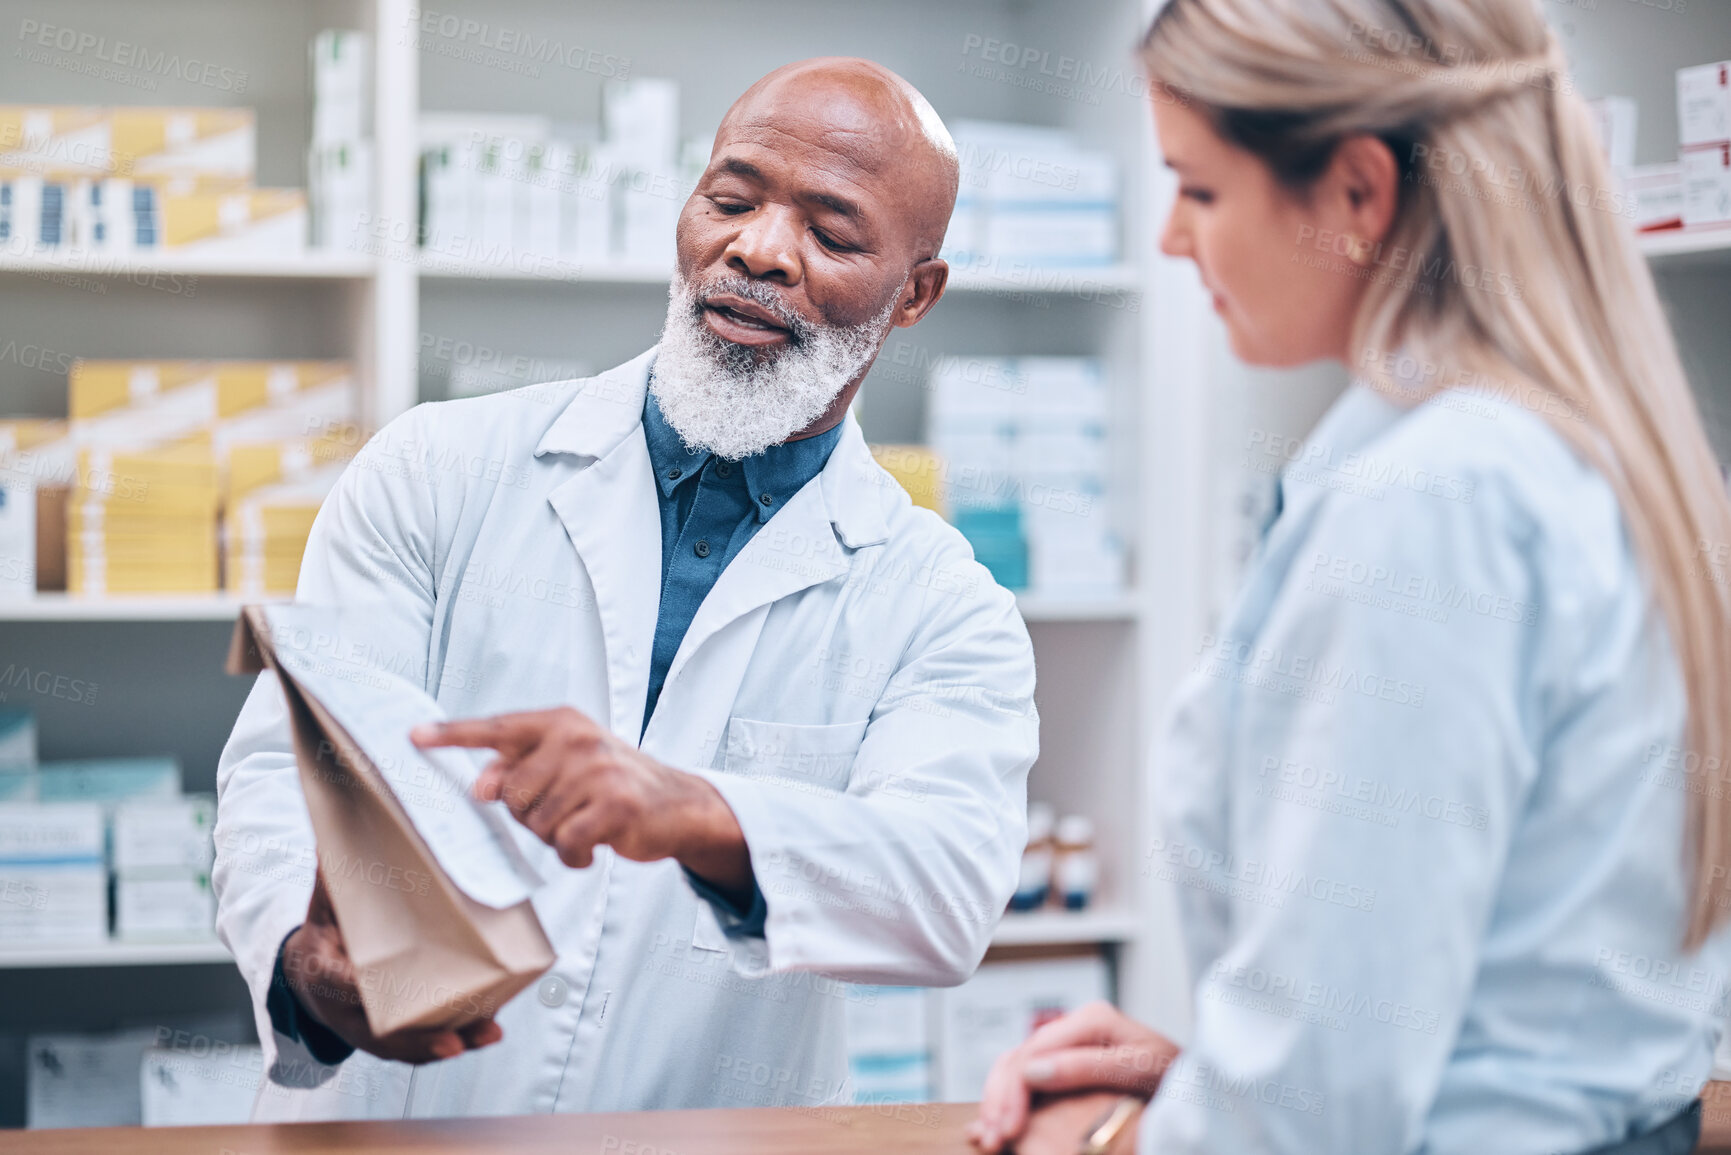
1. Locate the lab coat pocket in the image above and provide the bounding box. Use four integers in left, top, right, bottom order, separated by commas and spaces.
719, 717, 868, 795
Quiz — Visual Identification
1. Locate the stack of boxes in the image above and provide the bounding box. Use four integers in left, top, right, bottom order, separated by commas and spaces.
1608, 62, 1731, 235
1680, 62, 1731, 231
942, 120, 1118, 272
307, 30, 373, 250
111, 796, 216, 941
419, 78, 701, 270
0, 420, 67, 600
844, 987, 933, 1103
926, 356, 1123, 597
0, 710, 217, 945
0, 105, 306, 257
62, 359, 356, 595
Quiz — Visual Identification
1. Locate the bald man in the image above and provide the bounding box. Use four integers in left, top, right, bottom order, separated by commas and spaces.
214, 58, 1039, 1121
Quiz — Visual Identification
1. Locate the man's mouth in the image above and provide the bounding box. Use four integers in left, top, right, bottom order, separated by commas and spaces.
701, 292, 795, 348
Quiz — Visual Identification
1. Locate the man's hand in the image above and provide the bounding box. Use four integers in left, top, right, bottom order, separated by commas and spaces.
966, 1001, 1176, 1153
281, 871, 503, 1064
411, 707, 754, 905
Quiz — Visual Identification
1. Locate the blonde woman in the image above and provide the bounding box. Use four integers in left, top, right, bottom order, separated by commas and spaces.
968, 1, 1731, 1153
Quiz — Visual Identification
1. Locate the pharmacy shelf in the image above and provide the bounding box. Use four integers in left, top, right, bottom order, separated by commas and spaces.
945, 263, 1143, 297
0, 249, 376, 280
1640, 227, 1731, 267
0, 938, 230, 969
1016, 593, 1140, 623
0, 594, 275, 623
418, 257, 1143, 298
419, 256, 674, 284
990, 906, 1141, 948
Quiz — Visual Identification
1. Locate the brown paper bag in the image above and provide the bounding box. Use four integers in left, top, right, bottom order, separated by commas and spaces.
227, 605, 554, 1036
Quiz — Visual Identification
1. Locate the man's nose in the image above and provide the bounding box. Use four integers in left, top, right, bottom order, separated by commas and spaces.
723, 207, 803, 284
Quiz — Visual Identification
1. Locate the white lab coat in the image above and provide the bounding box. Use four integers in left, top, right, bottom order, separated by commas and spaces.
213, 347, 1038, 1121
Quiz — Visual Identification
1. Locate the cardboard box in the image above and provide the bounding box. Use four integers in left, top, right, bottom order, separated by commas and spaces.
1684, 143, 1731, 228
1679, 62, 1731, 150
845, 986, 932, 1103
0, 802, 107, 943
111, 108, 254, 181
0, 710, 34, 768
115, 872, 215, 940
0, 107, 114, 176
1587, 96, 1638, 170
0, 459, 35, 599
139, 186, 306, 256
37, 757, 179, 803
933, 955, 1109, 1101
140, 1044, 262, 1126
0, 172, 44, 248
26, 1029, 159, 1129
311, 31, 371, 146
112, 796, 214, 872
1626, 162, 1685, 232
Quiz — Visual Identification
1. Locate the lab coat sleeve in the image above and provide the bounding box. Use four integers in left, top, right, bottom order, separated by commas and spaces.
213, 409, 440, 1088
1137, 472, 1548, 1154
691, 558, 1038, 985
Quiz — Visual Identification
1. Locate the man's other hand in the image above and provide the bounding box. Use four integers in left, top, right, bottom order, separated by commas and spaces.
281, 871, 503, 1064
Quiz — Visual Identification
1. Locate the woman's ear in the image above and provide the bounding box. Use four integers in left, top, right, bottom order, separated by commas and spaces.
1330, 134, 1401, 249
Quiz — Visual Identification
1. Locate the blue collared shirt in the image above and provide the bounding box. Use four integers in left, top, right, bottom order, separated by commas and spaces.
1138, 381, 1731, 1154
640, 386, 845, 725
640, 385, 843, 937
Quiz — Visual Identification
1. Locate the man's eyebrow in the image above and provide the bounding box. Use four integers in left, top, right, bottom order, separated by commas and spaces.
717, 157, 764, 181
804, 191, 861, 219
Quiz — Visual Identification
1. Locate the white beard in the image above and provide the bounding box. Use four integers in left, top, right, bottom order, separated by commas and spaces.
651, 270, 894, 460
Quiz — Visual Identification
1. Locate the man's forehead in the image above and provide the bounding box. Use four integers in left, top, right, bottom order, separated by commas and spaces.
719, 80, 911, 172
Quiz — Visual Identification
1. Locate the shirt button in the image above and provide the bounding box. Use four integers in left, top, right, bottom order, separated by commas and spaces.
694, 540, 711, 558
716, 462, 732, 478
666, 468, 682, 480
759, 492, 774, 506
538, 975, 568, 1007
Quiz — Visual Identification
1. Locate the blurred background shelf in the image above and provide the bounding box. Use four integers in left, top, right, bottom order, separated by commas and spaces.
0, 940, 229, 970
0, 595, 271, 623
1015, 593, 1139, 623
0, 251, 376, 280
417, 258, 1144, 298
1640, 227, 1731, 266
989, 906, 1140, 948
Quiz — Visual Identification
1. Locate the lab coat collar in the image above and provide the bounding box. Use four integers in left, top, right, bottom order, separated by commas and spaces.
533, 347, 657, 462
536, 346, 890, 551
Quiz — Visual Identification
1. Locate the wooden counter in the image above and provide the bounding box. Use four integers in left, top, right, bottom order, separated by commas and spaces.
0, 1103, 964, 1153
4, 1092, 1731, 1152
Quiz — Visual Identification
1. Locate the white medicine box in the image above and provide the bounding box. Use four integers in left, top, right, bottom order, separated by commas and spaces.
1679, 62, 1731, 149
111, 796, 214, 873
1684, 143, 1731, 229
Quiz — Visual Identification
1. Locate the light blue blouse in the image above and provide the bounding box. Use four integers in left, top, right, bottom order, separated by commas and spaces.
1139, 381, 1731, 1153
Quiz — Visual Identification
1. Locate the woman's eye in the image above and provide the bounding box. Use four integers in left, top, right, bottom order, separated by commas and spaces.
1180, 186, 1216, 205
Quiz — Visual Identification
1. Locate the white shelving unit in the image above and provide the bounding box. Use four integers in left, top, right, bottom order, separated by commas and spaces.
0, 940, 231, 970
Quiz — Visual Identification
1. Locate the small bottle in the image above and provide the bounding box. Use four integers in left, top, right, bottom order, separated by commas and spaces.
1009, 803, 1055, 912
1053, 815, 1099, 912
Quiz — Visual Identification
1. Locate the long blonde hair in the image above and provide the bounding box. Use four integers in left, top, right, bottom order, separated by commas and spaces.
1144, 0, 1731, 949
